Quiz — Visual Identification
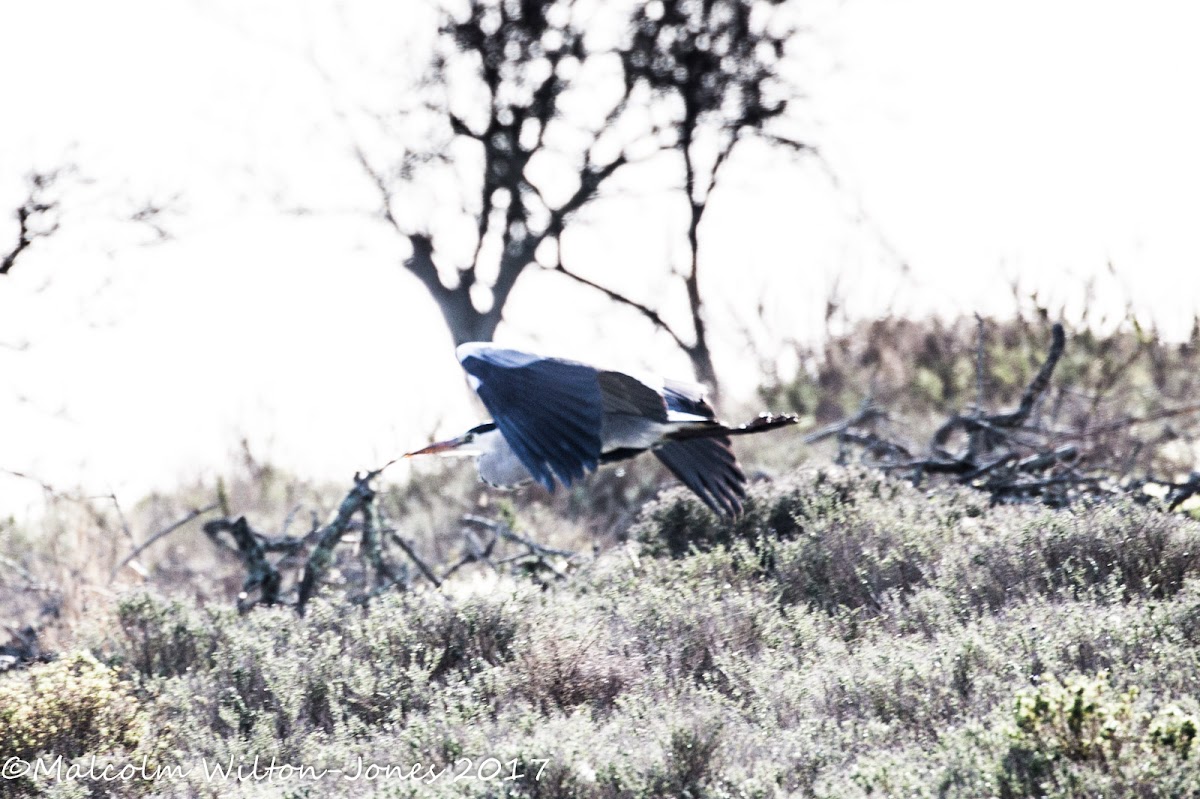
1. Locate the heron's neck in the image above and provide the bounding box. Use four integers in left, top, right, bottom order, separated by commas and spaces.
473, 426, 507, 456
475, 427, 533, 488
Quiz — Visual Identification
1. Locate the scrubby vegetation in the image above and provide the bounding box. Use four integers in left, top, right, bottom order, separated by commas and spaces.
4, 470, 1200, 796
4, 313, 1200, 797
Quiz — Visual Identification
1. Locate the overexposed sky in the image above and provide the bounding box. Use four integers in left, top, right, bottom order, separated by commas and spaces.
2, 0, 1199, 513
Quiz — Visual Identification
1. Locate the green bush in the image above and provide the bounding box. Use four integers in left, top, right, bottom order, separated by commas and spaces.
1149, 704, 1199, 759
1009, 672, 1137, 763
997, 673, 1200, 799
0, 652, 144, 761
0, 652, 148, 797
634, 468, 1200, 620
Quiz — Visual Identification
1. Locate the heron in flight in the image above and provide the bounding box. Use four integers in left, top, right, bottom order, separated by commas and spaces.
404, 343, 797, 516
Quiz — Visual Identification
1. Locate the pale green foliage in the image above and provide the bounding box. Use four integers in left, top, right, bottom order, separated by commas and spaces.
0, 652, 148, 797
1010, 673, 1138, 762
0, 652, 144, 760
1149, 704, 1200, 759
998, 673, 1200, 797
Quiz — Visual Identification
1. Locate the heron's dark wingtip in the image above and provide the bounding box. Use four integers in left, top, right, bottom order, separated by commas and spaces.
654, 437, 746, 519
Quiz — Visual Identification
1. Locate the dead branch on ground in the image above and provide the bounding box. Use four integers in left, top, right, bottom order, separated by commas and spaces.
201, 462, 574, 612
822, 323, 1181, 506
822, 320, 1200, 509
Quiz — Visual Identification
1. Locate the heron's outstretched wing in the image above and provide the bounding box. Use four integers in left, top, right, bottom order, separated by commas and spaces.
457, 343, 604, 491
654, 436, 746, 516
596, 370, 668, 420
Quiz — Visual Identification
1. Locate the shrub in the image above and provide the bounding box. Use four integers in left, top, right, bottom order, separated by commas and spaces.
1009, 672, 1138, 764
0, 652, 144, 762
113, 593, 220, 678
998, 674, 1200, 799
635, 469, 1200, 622
1149, 704, 1199, 759
8, 467, 1200, 797
511, 612, 632, 713
0, 652, 148, 797
648, 718, 725, 798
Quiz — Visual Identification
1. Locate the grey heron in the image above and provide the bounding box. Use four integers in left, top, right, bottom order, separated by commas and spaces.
404, 343, 798, 516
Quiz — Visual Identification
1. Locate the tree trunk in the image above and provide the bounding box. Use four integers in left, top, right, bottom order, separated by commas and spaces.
684, 195, 720, 400
403, 233, 537, 349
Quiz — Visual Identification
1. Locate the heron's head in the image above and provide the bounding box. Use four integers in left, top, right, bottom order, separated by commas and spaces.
403, 423, 496, 458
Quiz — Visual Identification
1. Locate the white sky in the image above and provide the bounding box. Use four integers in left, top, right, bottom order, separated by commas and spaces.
2, 0, 1200, 514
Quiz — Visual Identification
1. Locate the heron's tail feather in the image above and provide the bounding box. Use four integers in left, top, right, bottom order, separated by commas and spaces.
724, 413, 800, 437
666, 413, 799, 442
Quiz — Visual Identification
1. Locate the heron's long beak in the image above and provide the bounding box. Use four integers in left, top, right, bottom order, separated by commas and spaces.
403, 435, 469, 458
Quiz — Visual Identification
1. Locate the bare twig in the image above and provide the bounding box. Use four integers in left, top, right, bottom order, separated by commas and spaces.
463, 527, 498, 570
1014, 446, 1078, 473
803, 402, 885, 445
462, 515, 575, 558
962, 453, 1018, 481
932, 324, 1066, 450
354, 145, 401, 233
551, 263, 691, 353
461, 514, 573, 580
0, 468, 59, 494
279, 504, 303, 537
106, 493, 136, 546
440, 553, 477, 582
1074, 403, 1200, 437
989, 323, 1066, 429
359, 494, 398, 591
836, 431, 912, 463
199, 461, 416, 612
386, 529, 442, 589
111, 502, 220, 580
832, 322, 1106, 506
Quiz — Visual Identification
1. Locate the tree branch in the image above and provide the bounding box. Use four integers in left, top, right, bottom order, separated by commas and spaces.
353, 145, 401, 233
555, 154, 628, 224
550, 263, 690, 352
202, 517, 286, 612
402, 232, 444, 296
386, 529, 443, 588
1, 170, 65, 276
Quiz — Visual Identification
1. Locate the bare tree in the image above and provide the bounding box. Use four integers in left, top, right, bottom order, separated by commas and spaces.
356, 0, 804, 394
